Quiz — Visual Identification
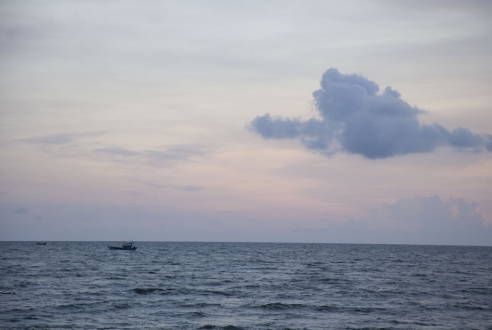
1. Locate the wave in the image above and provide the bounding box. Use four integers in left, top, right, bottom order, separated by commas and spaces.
199, 326, 245, 330
258, 302, 306, 310
132, 287, 164, 295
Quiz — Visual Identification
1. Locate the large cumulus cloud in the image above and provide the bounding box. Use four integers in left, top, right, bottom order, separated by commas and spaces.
250, 68, 492, 159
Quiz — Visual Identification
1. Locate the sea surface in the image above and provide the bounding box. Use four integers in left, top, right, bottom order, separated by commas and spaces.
1, 242, 491, 330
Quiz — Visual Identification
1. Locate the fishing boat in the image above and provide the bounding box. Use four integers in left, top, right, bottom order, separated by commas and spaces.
108, 241, 137, 250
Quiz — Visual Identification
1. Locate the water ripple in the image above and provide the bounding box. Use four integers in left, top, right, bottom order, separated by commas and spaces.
0, 242, 491, 329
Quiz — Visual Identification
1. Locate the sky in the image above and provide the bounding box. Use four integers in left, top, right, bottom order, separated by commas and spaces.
1, 0, 491, 245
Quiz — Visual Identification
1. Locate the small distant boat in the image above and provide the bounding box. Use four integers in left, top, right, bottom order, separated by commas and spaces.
36, 242, 46, 245
108, 241, 137, 250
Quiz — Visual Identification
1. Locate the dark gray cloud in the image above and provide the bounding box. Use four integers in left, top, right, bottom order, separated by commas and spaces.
250, 68, 492, 159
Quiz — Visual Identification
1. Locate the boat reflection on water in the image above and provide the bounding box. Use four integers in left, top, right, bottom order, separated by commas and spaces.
108, 242, 137, 250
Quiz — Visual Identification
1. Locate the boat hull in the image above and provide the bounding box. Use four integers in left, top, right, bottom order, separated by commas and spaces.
108, 246, 137, 250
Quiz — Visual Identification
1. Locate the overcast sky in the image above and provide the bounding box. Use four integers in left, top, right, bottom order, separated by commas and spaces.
1, 0, 491, 245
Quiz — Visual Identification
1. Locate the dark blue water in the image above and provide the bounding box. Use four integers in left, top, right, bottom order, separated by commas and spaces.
1, 242, 491, 329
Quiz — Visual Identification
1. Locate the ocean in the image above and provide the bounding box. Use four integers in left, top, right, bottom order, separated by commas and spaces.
1, 242, 491, 329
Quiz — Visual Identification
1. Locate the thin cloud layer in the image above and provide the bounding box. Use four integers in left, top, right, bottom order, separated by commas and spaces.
381, 195, 486, 233
15, 132, 104, 145
382, 195, 492, 245
297, 195, 491, 245
250, 68, 492, 159
95, 144, 206, 167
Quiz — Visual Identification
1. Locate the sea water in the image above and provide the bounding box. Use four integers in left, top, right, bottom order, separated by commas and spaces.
1, 242, 491, 329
